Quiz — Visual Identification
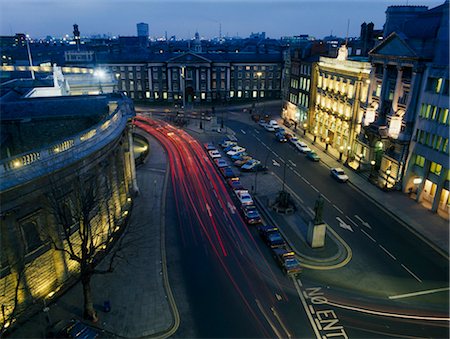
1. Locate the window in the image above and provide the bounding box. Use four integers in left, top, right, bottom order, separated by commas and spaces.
415, 154, 425, 167
435, 136, 442, 150
237, 90, 242, 98
21, 221, 43, 254
201, 92, 206, 100
230, 90, 234, 98
145, 91, 150, 98
154, 91, 159, 99
443, 138, 449, 153
431, 106, 438, 120
440, 108, 449, 124
430, 162, 442, 176
375, 84, 381, 97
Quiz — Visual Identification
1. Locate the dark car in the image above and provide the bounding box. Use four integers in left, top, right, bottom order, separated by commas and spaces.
242, 205, 262, 224
47, 319, 99, 338
227, 177, 244, 190
220, 166, 236, 178
275, 132, 287, 143
306, 151, 320, 162
241, 163, 268, 173
272, 248, 302, 276
203, 142, 216, 151
258, 226, 286, 248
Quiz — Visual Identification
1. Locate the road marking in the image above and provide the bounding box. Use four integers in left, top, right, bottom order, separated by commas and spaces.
379, 244, 396, 260
272, 159, 281, 167
360, 228, 376, 242
336, 217, 353, 232
333, 204, 343, 214
302, 177, 310, 185
401, 264, 422, 283
275, 293, 282, 301
355, 215, 372, 229
389, 287, 450, 300
261, 141, 267, 147
288, 160, 297, 167
292, 279, 321, 339
311, 185, 319, 193
271, 307, 292, 339
308, 305, 315, 314
322, 195, 330, 203
241, 129, 246, 134
255, 299, 282, 339
346, 216, 359, 228
254, 129, 260, 134
307, 207, 315, 216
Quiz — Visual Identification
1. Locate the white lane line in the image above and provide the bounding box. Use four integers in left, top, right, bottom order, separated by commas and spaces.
271, 307, 292, 339
302, 177, 311, 185
333, 204, 343, 214
288, 160, 297, 167
297, 196, 304, 204
360, 228, 376, 242
255, 299, 282, 339
311, 185, 319, 193
379, 244, 396, 260
255, 136, 261, 142
293, 278, 321, 339
322, 195, 331, 203
261, 141, 267, 147
336, 216, 354, 232
401, 264, 422, 283
355, 214, 372, 229
307, 207, 315, 216
389, 287, 450, 300
254, 129, 260, 134
273, 152, 281, 158
241, 129, 246, 134
346, 216, 359, 228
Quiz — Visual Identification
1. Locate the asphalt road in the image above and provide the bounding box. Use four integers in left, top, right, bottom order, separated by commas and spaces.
222, 110, 449, 337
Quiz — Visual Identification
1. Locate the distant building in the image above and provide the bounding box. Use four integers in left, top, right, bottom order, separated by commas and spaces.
136, 22, 149, 38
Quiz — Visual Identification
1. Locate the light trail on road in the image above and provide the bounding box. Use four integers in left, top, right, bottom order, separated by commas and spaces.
134, 116, 304, 337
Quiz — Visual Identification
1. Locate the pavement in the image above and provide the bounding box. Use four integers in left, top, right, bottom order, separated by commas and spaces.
9, 103, 448, 338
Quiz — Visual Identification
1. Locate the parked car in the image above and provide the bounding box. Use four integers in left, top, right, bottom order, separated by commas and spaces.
272, 248, 302, 276
235, 190, 254, 206
234, 156, 253, 167
220, 166, 236, 178
224, 144, 239, 152
268, 120, 280, 130
208, 150, 221, 158
242, 205, 262, 225
289, 136, 299, 146
306, 151, 320, 162
242, 163, 268, 173
214, 158, 229, 168
284, 133, 294, 140
221, 140, 237, 148
264, 124, 276, 132
258, 226, 286, 248
227, 146, 246, 156
241, 159, 260, 171
275, 132, 287, 143
295, 141, 311, 153
259, 119, 267, 127
330, 167, 349, 182
203, 142, 216, 151
227, 177, 244, 190
230, 152, 249, 161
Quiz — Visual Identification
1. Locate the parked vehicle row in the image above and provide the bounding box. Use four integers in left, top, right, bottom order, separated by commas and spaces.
255, 118, 350, 183
258, 225, 301, 276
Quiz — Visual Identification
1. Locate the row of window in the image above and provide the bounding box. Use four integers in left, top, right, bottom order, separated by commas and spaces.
290, 76, 311, 91
317, 74, 357, 99
291, 63, 312, 77
419, 103, 449, 125
416, 129, 449, 153
316, 93, 353, 118
289, 93, 309, 108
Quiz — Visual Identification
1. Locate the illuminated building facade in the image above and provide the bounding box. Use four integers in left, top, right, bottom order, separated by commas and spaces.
312, 46, 371, 157
0, 89, 136, 327
357, 2, 448, 202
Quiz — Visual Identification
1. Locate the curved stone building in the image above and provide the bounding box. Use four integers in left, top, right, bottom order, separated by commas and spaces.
0, 90, 136, 328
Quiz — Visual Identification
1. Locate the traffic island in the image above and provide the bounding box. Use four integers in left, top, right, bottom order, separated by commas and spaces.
255, 194, 351, 269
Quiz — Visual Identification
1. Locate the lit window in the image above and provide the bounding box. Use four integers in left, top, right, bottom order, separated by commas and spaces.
440, 108, 449, 124
201, 92, 206, 100
145, 91, 150, 98
237, 91, 242, 98
415, 155, 425, 167
252, 91, 257, 98
230, 91, 234, 98
260, 91, 264, 98
154, 92, 159, 99
163, 92, 168, 99
430, 162, 442, 175
435, 78, 443, 93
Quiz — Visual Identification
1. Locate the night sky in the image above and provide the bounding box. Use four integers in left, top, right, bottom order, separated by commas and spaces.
0, 0, 443, 40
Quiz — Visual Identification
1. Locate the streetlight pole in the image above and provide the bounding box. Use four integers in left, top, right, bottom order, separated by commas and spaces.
325, 137, 330, 152
339, 146, 344, 162
303, 123, 307, 136
254, 138, 276, 195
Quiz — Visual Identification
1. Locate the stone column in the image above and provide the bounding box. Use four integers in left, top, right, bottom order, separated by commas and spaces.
226, 66, 230, 96
391, 66, 403, 113
167, 68, 172, 100
207, 67, 211, 100
196, 68, 200, 92
367, 64, 377, 104
378, 63, 389, 123
148, 67, 153, 98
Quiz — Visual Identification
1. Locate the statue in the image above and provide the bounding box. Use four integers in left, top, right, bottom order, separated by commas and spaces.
313, 194, 325, 225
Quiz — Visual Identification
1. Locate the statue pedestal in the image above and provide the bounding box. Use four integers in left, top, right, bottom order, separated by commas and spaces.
307, 222, 327, 248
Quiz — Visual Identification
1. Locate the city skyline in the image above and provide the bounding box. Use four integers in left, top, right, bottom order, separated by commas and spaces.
0, 0, 443, 40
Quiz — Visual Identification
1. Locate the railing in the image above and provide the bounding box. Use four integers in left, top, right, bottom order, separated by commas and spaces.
1, 103, 132, 191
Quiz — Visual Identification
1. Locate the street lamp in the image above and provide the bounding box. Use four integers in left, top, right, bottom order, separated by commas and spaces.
369, 160, 376, 180
325, 137, 330, 151
313, 130, 317, 144
385, 168, 391, 189
339, 146, 344, 161
303, 123, 307, 136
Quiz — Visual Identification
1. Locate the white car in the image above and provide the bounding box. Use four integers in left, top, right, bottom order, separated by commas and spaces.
227, 146, 246, 156
264, 124, 276, 132
208, 150, 221, 158
296, 141, 311, 153
268, 120, 280, 130
330, 168, 349, 182
289, 137, 299, 146
235, 190, 254, 206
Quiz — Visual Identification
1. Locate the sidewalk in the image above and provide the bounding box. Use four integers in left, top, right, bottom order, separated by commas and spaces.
280, 121, 449, 259
10, 134, 175, 338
